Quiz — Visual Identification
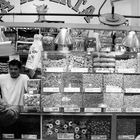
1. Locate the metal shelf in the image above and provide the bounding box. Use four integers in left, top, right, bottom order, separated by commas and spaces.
0, 22, 140, 31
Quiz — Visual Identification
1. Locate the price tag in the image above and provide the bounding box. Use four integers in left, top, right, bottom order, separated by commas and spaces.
29, 90, 34, 94
117, 68, 135, 73
84, 108, 101, 112
106, 108, 122, 112
43, 87, 59, 92
106, 86, 122, 93
64, 108, 80, 112
57, 133, 74, 140
84, 88, 101, 93
28, 87, 37, 91
125, 108, 140, 112
2, 134, 14, 139
45, 67, 65, 72
43, 107, 60, 112
118, 135, 135, 139
9, 54, 20, 61
64, 87, 80, 92
21, 134, 37, 139
95, 68, 111, 73
125, 88, 140, 93
71, 68, 88, 73
91, 135, 107, 140
17, 41, 33, 44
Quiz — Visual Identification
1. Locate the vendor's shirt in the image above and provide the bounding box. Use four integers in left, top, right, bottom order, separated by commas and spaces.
0, 74, 29, 105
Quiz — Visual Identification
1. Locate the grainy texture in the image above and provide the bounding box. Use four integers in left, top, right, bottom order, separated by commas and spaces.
103, 93, 124, 108
117, 119, 136, 136
63, 73, 83, 88
123, 95, 140, 108
42, 52, 67, 70
104, 74, 123, 88
83, 93, 103, 108
42, 73, 62, 88
115, 59, 137, 72
61, 92, 83, 108
83, 74, 102, 88
41, 93, 62, 108
124, 75, 140, 88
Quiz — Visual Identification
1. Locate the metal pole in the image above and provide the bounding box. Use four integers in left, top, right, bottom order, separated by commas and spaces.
0, 13, 139, 19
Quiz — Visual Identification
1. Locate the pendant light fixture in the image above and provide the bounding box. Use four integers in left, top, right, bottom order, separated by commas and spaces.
98, 0, 126, 26
54, 28, 74, 52
122, 31, 140, 52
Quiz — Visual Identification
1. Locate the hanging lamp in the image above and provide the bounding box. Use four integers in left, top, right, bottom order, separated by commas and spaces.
99, 0, 126, 26
54, 28, 74, 52
122, 31, 140, 52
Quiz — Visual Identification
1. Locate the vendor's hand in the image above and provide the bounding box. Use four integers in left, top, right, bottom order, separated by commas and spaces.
0, 98, 9, 109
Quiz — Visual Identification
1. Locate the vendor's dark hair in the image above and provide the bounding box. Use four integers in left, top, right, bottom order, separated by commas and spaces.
9, 59, 22, 69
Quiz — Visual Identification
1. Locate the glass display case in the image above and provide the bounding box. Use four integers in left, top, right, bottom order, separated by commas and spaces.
1, 22, 140, 140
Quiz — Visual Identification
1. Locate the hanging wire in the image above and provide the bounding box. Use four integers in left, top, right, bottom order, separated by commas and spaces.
98, 0, 108, 17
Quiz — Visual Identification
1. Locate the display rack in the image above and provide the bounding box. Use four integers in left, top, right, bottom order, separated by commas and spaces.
0, 22, 140, 140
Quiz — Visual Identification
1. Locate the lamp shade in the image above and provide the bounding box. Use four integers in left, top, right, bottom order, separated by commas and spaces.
122, 31, 140, 52
54, 28, 74, 45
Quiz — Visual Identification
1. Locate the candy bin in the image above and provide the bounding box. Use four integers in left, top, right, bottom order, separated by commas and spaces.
104, 74, 123, 91
42, 73, 63, 93
62, 72, 83, 111
123, 74, 140, 111
73, 37, 86, 51
67, 52, 92, 73
42, 115, 111, 140
85, 37, 96, 53
61, 92, 83, 111
42, 33, 55, 51
93, 52, 116, 73
23, 79, 41, 112
117, 118, 136, 140
103, 92, 124, 112
87, 116, 111, 140
83, 74, 103, 90
63, 73, 83, 91
82, 73, 103, 110
103, 74, 124, 112
42, 115, 74, 140
27, 79, 41, 94
123, 95, 140, 111
41, 92, 62, 112
83, 93, 103, 111
23, 94, 40, 112
124, 75, 140, 89
115, 58, 137, 73
42, 51, 68, 72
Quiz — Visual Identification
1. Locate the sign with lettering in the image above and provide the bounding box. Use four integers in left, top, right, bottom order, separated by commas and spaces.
0, 0, 14, 20
0, 0, 95, 23
49, 0, 95, 23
